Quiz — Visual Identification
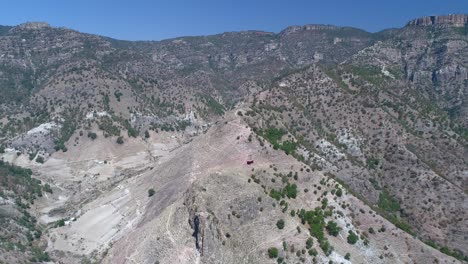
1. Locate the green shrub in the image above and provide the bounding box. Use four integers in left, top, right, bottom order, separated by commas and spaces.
305, 237, 314, 249
148, 188, 155, 197
123, 120, 138, 138
283, 183, 298, 199
98, 116, 121, 137
347, 230, 359, 244
326, 221, 341, 236
276, 219, 285, 230
35, 156, 44, 164
308, 248, 318, 256
87, 132, 97, 140
270, 189, 283, 201
263, 127, 286, 145
116, 136, 124, 144
319, 239, 332, 255
268, 247, 279, 258
335, 187, 343, 197
280, 140, 298, 154
55, 219, 65, 227
114, 90, 123, 102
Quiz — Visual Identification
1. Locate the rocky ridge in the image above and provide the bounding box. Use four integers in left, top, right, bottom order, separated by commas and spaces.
407, 14, 468, 27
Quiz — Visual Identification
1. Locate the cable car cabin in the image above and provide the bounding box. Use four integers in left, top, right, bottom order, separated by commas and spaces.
246, 160, 254, 165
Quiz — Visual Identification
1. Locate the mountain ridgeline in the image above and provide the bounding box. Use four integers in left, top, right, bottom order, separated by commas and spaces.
0, 14, 467, 263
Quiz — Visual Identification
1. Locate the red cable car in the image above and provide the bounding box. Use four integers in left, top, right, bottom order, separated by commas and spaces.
246, 154, 254, 165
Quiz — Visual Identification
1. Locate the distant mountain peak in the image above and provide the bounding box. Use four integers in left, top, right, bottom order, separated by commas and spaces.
9, 22, 51, 33
279, 24, 340, 36
407, 14, 467, 27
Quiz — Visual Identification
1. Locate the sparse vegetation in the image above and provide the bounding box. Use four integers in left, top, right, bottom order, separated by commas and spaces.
378, 190, 400, 212
297, 207, 333, 255
0, 16, 465, 263
30, 247, 50, 262
0, 160, 52, 262
54, 109, 79, 152
202, 95, 225, 115
260, 127, 298, 155
269, 182, 298, 201
366, 157, 380, 169
98, 116, 121, 137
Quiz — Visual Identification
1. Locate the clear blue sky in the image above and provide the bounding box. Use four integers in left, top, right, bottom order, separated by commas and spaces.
1, 0, 467, 40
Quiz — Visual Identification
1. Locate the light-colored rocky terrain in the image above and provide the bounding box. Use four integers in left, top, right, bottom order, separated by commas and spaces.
1, 111, 461, 264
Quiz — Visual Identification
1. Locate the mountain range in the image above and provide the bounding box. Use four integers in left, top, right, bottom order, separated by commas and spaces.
0, 14, 466, 264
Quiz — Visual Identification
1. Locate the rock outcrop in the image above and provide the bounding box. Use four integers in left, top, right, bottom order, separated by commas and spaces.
407, 14, 468, 27
10, 22, 51, 32
280, 24, 340, 35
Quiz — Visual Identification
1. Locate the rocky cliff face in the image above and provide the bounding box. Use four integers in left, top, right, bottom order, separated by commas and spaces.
279, 24, 340, 35
407, 14, 468, 27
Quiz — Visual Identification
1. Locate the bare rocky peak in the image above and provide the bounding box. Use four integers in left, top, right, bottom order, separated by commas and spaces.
9, 22, 51, 33
407, 14, 467, 27
16, 22, 50, 30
